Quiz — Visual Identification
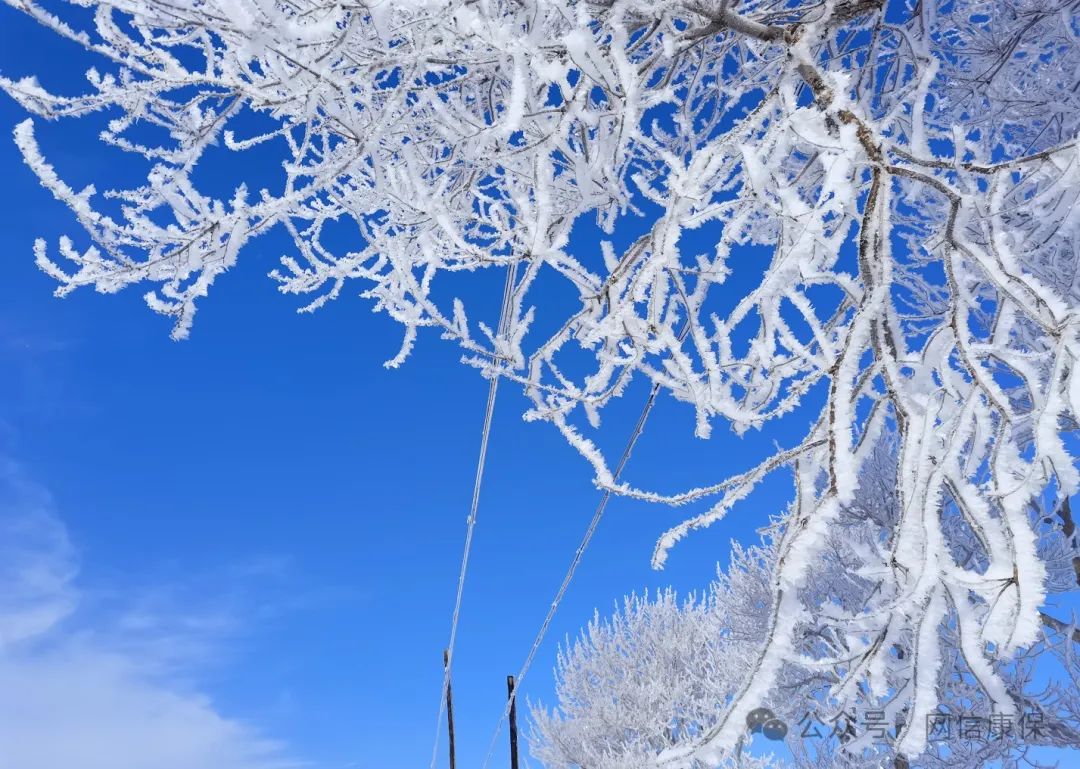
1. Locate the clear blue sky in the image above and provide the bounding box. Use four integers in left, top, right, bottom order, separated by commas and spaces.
0, 9, 798, 769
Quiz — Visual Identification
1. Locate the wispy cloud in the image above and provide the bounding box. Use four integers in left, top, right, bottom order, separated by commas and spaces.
0, 458, 298, 769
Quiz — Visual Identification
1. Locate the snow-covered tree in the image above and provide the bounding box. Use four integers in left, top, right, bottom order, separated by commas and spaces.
531, 439, 1080, 768
2, 0, 1078, 764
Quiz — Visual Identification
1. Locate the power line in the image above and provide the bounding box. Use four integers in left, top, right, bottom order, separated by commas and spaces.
479, 378, 665, 769
429, 264, 517, 769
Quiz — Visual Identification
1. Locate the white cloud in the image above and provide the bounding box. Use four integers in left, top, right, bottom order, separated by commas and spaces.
0, 459, 297, 769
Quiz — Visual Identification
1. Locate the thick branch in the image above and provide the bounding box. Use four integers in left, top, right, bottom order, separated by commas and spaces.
688, 0, 885, 44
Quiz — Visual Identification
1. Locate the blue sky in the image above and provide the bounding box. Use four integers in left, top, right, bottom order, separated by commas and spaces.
0, 8, 800, 769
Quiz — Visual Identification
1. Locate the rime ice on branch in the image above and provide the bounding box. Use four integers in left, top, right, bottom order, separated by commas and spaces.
2, 0, 1079, 764
533, 440, 1080, 768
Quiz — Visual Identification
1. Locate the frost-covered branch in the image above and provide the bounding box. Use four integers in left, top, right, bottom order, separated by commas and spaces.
532, 440, 1080, 768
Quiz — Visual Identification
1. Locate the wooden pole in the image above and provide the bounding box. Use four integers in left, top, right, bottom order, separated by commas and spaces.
443, 650, 457, 769
506, 675, 519, 769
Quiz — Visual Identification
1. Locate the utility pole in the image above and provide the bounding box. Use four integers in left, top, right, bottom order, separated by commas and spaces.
506, 675, 519, 769
443, 650, 457, 769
